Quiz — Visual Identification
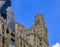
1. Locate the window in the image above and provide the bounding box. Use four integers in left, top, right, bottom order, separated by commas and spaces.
38, 30, 39, 32
41, 29, 42, 32
6, 28, 9, 33
2, 31, 4, 34
2, 24, 4, 30
34, 39, 36, 41
24, 44, 25, 47
2, 38, 5, 44
11, 33, 15, 37
20, 41, 22, 47
2, 38, 5, 47
11, 38, 15, 42
40, 43, 42, 45
40, 38, 42, 41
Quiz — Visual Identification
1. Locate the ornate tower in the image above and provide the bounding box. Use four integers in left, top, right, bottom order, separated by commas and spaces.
34, 13, 45, 27
34, 13, 49, 47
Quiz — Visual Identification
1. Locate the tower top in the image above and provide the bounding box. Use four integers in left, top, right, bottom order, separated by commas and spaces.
34, 12, 44, 18
34, 13, 45, 27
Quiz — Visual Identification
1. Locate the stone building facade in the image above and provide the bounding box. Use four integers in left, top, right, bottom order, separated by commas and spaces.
15, 13, 49, 47
0, 14, 8, 47
0, 0, 49, 47
0, 13, 15, 47
0, 0, 15, 47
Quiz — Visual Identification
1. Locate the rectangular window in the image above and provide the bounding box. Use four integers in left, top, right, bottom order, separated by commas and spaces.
11, 38, 15, 42
11, 33, 15, 37
40, 43, 42, 45
2, 38, 5, 47
2, 24, 4, 30
24, 44, 25, 47
41, 29, 42, 32
34, 39, 36, 41
6, 28, 9, 33
20, 41, 22, 47
40, 38, 42, 41
38, 30, 39, 32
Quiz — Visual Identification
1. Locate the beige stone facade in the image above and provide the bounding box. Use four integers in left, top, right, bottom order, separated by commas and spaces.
0, 14, 8, 47
0, 13, 49, 47
15, 13, 49, 47
0, 14, 15, 47
0, 0, 49, 47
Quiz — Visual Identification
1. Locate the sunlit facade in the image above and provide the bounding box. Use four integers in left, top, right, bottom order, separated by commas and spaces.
15, 14, 49, 47
0, 0, 49, 47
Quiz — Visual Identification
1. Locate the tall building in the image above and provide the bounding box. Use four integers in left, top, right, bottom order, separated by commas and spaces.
0, 14, 15, 47
0, 0, 15, 47
0, 0, 49, 47
0, 0, 15, 32
0, 13, 8, 47
15, 13, 49, 47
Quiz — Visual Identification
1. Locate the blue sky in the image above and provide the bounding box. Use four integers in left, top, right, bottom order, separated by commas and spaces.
11, 0, 60, 47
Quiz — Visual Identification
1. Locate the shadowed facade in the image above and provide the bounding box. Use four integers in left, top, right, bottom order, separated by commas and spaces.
0, 0, 15, 32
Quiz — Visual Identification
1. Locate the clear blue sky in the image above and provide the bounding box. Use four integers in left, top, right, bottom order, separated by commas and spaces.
11, 0, 60, 47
